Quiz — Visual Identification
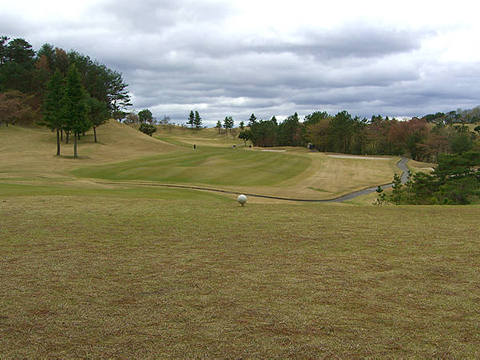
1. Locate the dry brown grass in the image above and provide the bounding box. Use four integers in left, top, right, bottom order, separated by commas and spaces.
0, 120, 176, 180
156, 126, 241, 147
277, 152, 399, 198
408, 160, 436, 174
1, 194, 479, 358
1, 123, 479, 358
222, 151, 399, 199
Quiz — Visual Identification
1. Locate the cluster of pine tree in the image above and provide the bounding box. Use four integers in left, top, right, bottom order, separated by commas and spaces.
43, 66, 110, 157
187, 110, 202, 129
0, 36, 131, 157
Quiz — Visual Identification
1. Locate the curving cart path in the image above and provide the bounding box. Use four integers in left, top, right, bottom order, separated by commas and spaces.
97, 157, 410, 203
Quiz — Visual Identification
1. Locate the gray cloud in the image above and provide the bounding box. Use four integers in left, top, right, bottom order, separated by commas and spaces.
0, 0, 478, 125
203, 26, 426, 60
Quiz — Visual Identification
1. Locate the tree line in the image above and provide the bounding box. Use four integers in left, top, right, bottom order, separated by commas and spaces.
238, 110, 480, 162
0, 35, 131, 157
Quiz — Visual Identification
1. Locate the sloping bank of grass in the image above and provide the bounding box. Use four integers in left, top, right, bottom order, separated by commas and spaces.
1, 192, 479, 358
72, 146, 311, 186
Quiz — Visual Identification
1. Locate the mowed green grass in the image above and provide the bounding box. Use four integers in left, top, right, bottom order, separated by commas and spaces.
73, 146, 311, 186
1, 190, 479, 358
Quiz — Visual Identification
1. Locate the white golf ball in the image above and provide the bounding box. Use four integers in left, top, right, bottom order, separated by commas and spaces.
237, 194, 247, 206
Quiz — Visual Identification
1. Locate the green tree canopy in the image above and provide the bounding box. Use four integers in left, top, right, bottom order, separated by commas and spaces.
139, 123, 157, 136
85, 95, 110, 143
0, 37, 35, 92
215, 120, 222, 133
188, 110, 194, 128
61, 64, 88, 158
223, 116, 234, 132
138, 109, 153, 123
42, 70, 64, 155
194, 111, 202, 129
248, 113, 257, 127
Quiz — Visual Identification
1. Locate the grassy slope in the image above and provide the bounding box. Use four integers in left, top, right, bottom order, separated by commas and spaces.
0, 120, 176, 179
155, 126, 242, 147
0, 193, 479, 358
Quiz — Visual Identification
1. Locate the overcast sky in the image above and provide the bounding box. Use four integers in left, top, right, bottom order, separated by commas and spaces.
2, 0, 480, 125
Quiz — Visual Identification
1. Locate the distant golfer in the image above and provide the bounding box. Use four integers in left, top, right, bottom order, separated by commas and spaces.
193, 144, 196, 150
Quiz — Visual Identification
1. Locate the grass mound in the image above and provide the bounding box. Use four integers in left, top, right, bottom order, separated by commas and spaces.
0, 120, 176, 177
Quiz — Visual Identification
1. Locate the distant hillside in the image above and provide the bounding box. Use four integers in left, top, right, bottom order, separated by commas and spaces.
154, 126, 242, 147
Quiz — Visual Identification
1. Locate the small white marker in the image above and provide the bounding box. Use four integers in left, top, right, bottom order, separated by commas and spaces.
237, 194, 247, 206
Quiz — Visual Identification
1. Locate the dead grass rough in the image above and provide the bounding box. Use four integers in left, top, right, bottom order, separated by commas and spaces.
1, 194, 479, 358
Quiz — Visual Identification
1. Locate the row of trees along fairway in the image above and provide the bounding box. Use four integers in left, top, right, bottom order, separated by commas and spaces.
1, 36, 131, 157
239, 110, 480, 162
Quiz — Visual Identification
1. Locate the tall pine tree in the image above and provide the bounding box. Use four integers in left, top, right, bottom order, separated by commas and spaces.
188, 110, 194, 128
85, 96, 109, 143
42, 70, 64, 156
194, 110, 202, 129
61, 64, 87, 158
248, 113, 257, 127
223, 116, 234, 134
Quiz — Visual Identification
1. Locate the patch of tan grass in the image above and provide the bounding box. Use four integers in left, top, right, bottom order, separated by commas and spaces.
156, 127, 241, 147
0, 120, 176, 180
1, 195, 479, 358
254, 152, 400, 199
408, 159, 436, 174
